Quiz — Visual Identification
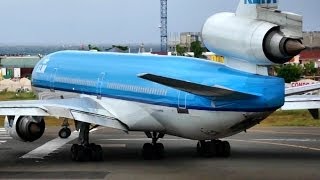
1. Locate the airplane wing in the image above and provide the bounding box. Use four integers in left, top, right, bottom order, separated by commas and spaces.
0, 97, 128, 132
282, 95, 320, 110
138, 73, 259, 100
285, 83, 320, 96
283, 84, 320, 119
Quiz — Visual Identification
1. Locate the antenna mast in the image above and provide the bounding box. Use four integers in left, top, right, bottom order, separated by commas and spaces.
160, 0, 168, 53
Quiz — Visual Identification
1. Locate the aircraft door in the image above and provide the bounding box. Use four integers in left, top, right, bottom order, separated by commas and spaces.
96, 72, 106, 99
50, 68, 58, 91
178, 91, 187, 110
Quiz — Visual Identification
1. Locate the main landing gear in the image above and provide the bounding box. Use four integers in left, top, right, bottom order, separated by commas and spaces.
71, 122, 103, 161
197, 140, 231, 158
142, 132, 165, 160
58, 118, 71, 139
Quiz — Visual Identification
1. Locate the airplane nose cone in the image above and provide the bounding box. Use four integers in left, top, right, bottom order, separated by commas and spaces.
284, 39, 306, 56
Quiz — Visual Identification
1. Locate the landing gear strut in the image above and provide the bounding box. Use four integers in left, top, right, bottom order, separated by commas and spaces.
71, 122, 103, 161
59, 118, 71, 139
197, 140, 231, 158
142, 132, 165, 160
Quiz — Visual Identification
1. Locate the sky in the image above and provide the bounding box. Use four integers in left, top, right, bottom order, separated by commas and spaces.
0, 0, 319, 45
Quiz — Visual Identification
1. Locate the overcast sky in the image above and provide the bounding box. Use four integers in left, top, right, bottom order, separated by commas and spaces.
0, 0, 319, 45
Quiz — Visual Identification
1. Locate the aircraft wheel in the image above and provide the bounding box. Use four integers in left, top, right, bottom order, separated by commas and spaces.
221, 141, 231, 157
197, 141, 205, 156
142, 143, 153, 160
90, 144, 103, 161
59, 128, 71, 139
71, 144, 79, 161
215, 140, 224, 157
205, 141, 216, 157
197, 140, 231, 158
154, 143, 165, 159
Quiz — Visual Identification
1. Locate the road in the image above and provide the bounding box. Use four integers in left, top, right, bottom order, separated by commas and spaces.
1, 127, 320, 179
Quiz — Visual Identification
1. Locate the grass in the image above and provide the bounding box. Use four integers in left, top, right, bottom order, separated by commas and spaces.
0, 91, 37, 101
0, 92, 320, 127
260, 110, 320, 127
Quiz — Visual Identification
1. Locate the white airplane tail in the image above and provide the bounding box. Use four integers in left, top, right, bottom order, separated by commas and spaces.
202, 0, 304, 75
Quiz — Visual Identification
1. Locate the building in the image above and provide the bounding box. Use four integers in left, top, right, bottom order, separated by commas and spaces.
180, 32, 201, 49
303, 31, 320, 48
0, 56, 41, 79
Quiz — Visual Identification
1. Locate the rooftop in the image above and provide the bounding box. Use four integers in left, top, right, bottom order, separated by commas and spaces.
0, 56, 41, 68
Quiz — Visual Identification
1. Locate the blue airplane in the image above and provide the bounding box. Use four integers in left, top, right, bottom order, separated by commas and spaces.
0, 0, 314, 161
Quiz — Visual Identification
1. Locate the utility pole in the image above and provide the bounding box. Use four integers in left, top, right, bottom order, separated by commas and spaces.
160, 0, 168, 53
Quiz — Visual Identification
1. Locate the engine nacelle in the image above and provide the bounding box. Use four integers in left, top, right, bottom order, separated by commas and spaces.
202, 12, 305, 65
4, 116, 45, 142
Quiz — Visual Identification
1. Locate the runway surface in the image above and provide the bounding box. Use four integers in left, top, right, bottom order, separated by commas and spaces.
1, 126, 320, 179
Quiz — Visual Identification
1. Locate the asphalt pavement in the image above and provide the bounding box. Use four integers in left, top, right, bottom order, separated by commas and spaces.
1, 126, 320, 179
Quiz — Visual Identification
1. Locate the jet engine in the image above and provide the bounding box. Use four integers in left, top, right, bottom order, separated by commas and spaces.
4, 116, 45, 142
201, 12, 305, 65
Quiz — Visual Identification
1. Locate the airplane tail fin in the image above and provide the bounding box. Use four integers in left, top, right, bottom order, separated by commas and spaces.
236, 0, 278, 18
235, 0, 302, 39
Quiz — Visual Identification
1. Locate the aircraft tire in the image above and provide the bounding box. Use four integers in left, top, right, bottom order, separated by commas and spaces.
91, 144, 103, 161
154, 143, 164, 159
221, 141, 231, 157
71, 144, 79, 161
142, 143, 153, 160
59, 128, 71, 139
197, 141, 205, 156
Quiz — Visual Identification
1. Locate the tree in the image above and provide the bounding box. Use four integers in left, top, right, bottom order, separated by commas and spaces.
88, 44, 101, 51
176, 45, 186, 56
276, 64, 303, 83
303, 62, 317, 76
112, 45, 128, 51
190, 40, 204, 58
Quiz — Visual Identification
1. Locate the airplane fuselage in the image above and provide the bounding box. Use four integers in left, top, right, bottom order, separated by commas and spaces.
31, 51, 284, 140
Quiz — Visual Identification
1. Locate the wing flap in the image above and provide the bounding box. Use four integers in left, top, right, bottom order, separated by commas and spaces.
71, 110, 128, 132
138, 73, 258, 99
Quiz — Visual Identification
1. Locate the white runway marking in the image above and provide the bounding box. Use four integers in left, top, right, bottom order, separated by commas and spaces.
21, 129, 98, 159
0, 128, 11, 144
229, 139, 320, 152
101, 144, 126, 148
253, 139, 320, 142
102, 138, 192, 141
249, 130, 320, 136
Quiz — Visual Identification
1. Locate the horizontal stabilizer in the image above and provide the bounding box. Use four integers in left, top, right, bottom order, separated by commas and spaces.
285, 83, 320, 96
138, 73, 258, 100
282, 95, 320, 110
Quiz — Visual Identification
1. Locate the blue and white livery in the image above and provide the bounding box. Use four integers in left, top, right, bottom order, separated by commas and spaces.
0, 0, 314, 161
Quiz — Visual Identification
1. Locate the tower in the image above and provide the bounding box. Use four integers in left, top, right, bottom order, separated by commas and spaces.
160, 0, 168, 53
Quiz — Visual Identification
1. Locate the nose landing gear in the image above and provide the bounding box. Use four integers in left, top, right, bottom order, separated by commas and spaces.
58, 118, 71, 139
